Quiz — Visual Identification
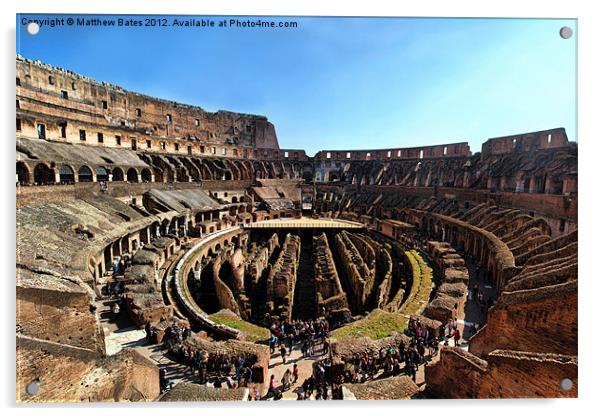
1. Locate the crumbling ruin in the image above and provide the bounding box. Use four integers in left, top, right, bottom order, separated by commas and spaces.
16, 56, 577, 401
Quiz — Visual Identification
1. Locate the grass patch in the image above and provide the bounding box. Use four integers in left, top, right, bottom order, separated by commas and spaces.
331, 309, 408, 340
208, 310, 270, 343
398, 250, 433, 316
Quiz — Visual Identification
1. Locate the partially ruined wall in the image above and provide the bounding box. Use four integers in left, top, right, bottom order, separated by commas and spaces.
16, 276, 104, 353
17, 336, 160, 403
314, 233, 351, 324
332, 231, 374, 314
425, 347, 488, 399
426, 347, 577, 399
317, 174, 578, 399
206, 251, 240, 317
17, 56, 279, 156
470, 281, 577, 357
421, 241, 468, 324
245, 233, 279, 284
266, 233, 300, 320
478, 350, 577, 398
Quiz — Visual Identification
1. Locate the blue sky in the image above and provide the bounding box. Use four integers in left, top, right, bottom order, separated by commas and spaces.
17, 15, 576, 155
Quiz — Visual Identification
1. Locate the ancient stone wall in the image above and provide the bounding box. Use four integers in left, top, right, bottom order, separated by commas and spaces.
244, 233, 279, 285
17, 336, 159, 403
125, 291, 174, 328
426, 347, 577, 398
17, 56, 279, 155
314, 142, 470, 161
477, 350, 577, 398
372, 246, 394, 310
17, 281, 104, 353
266, 233, 300, 320
425, 347, 488, 399
314, 233, 351, 323
209, 249, 242, 317
470, 281, 577, 357
421, 241, 468, 324
332, 231, 372, 314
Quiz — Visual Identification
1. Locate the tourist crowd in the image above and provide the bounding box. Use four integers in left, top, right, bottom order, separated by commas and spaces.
157, 321, 258, 393
260, 317, 336, 400
338, 320, 438, 385
267, 318, 331, 362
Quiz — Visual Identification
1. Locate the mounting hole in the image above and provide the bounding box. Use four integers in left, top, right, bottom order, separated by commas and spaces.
560, 378, 573, 391
559, 26, 573, 39
26, 380, 40, 395
26, 22, 40, 36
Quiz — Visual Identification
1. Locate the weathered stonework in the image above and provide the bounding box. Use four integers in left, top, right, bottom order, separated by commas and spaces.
17, 335, 160, 403
15, 56, 578, 401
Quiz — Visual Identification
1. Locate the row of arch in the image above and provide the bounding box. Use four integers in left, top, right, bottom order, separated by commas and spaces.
17, 158, 314, 186
17, 161, 153, 185
417, 213, 517, 293
139, 153, 314, 183
92, 215, 190, 283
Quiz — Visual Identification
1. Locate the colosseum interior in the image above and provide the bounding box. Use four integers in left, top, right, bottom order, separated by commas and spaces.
16, 55, 578, 402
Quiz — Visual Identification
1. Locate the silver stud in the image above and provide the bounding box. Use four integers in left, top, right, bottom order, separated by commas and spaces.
26, 380, 40, 395
559, 26, 573, 39
560, 378, 573, 391
26, 22, 40, 36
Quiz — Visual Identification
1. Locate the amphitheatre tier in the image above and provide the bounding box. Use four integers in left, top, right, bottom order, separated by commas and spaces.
16, 57, 577, 402
243, 217, 366, 230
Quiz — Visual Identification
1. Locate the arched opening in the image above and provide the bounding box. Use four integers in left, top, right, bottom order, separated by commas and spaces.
33, 163, 55, 185
224, 171, 232, 180
153, 168, 164, 183
103, 245, 113, 274
140, 228, 149, 245
169, 217, 178, 235
96, 166, 109, 182
218, 261, 237, 296
59, 165, 75, 184
112, 240, 121, 257
197, 264, 220, 314
160, 219, 169, 236
151, 222, 160, 240
112, 167, 124, 181
121, 235, 130, 256
302, 170, 313, 184
176, 168, 189, 182
127, 168, 139, 183
141, 168, 152, 183
16, 162, 30, 185
78, 165, 93, 182
231, 196, 238, 203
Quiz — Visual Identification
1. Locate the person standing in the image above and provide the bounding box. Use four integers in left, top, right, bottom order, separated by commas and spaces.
323, 337, 330, 355
287, 333, 294, 355
266, 374, 277, 399
280, 343, 287, 364
281, 368, 291, 391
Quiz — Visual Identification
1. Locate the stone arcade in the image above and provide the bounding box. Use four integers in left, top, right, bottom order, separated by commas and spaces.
16, 56, 577, 401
